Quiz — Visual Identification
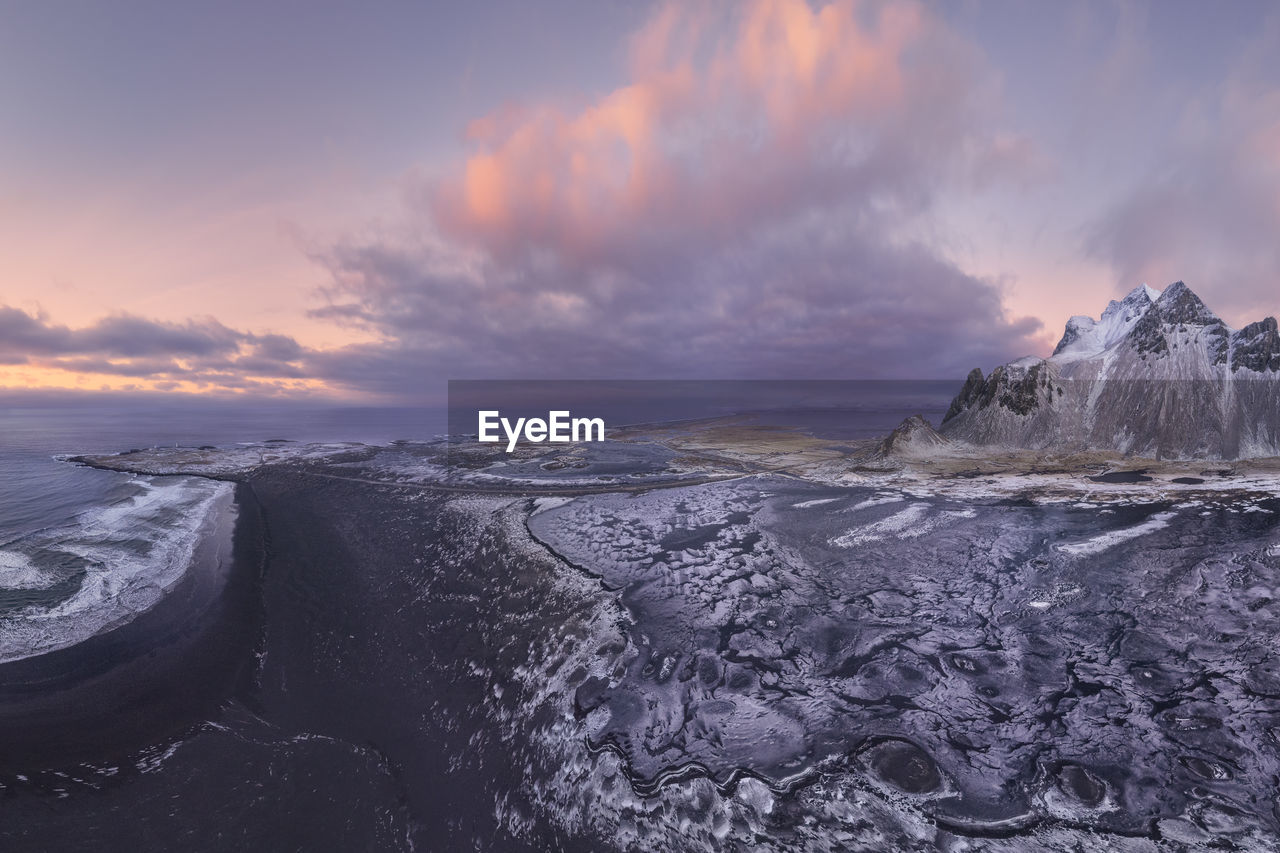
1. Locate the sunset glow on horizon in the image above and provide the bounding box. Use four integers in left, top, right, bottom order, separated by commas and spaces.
3, 0, 1279, 400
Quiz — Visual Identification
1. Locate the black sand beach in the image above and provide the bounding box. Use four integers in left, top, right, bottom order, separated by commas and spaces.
0, 470, 598, 851
0, 484, 259, 769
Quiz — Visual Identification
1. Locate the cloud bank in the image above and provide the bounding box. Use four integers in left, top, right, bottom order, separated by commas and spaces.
5, 0, 1279, 401
0, 307, 312, 394
306, 0, 1044, 392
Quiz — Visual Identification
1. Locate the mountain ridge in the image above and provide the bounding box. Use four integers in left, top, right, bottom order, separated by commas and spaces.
940, 282, 1280, 460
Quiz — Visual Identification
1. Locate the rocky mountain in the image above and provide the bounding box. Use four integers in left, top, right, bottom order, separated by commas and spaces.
878, 414, 950, 458
941, 282, 1280, 459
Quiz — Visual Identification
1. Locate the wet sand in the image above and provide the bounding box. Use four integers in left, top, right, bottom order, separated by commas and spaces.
0, 469, 600, 851
0, 483, 261, 769
239, 470, 598, 851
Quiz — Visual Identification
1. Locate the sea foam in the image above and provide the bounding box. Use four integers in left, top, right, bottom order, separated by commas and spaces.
0, 475, 231, 663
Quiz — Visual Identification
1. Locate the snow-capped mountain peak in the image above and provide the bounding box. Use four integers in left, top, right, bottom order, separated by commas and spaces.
1050, 284, 1157, 362
941, 282, 1280, 459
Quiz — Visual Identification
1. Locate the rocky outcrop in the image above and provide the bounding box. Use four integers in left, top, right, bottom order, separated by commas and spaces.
1232, 317, 1280, 372
878, 415, 949, 458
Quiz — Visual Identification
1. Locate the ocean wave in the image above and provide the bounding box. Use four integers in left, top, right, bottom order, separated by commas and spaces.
0, 475, 232, 663
0, 550, 57, 590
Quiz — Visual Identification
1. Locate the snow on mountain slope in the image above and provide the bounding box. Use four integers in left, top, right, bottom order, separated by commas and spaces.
1051, 284, 1159, 363
941, 282, 1280, 459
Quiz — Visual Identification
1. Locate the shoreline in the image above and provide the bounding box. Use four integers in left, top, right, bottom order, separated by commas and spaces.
0, 482, 264, 770
69, 436, 1280, 511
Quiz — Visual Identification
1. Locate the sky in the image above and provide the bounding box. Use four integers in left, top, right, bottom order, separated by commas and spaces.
2, 0, 1279, 401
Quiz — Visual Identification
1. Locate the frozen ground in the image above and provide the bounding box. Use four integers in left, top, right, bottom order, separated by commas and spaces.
72, 437, 741, 491
525, 477, 1280, 845
68, 431, 1280, 850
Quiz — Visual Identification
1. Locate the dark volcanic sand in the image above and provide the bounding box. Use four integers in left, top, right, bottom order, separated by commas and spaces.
0, 471, 601, 852
235, 471, 600, 850
0, 486, 255, 769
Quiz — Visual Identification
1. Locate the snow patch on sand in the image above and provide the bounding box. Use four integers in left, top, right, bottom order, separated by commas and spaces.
793, 497, 840, 509
1057, 511, 1178, 557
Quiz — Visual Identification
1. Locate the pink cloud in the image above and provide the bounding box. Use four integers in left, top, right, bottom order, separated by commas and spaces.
300, 0, 1048, 387
431, 0, 1026, 263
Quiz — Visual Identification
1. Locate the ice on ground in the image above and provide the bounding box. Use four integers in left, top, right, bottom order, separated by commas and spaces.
849, 494, 907, 511
792, 497, 840, 509
530, 496, 576, 516
831, 503, 975, 548
521, 475, 1280, 846
1056, 511, 1178, 557
831, 503, 932, 547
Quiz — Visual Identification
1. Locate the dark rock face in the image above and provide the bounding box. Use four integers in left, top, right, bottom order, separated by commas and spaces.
941, 362, 1059, 425
943, 368, 988, 424
996, 362, 1057, 415
1051, 324, 1085, 357
942, 282, 1280, 458
1233, 317, 1280, 373
1129, 282, 1228, 359
1149, 281, 1220, 326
